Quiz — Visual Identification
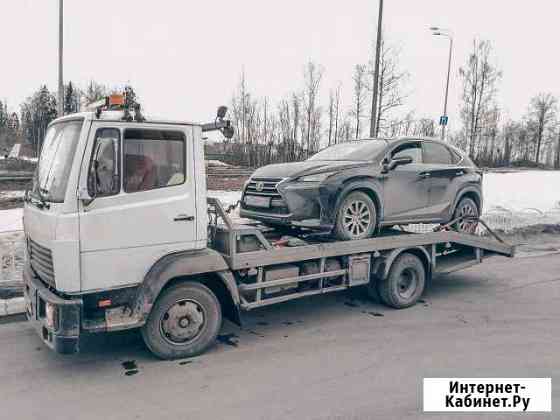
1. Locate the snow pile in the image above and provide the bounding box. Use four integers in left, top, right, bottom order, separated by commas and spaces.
206, 160, 232, 167
0, 208, 23, 233
483, 171, 560, 212
8, 144, 21, 159
0, 191, 25, 200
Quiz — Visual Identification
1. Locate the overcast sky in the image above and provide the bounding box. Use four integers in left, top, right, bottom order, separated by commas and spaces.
2, 0, 559, 132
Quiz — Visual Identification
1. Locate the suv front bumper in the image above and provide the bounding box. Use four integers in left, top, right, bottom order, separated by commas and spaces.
23, 264, 82, 354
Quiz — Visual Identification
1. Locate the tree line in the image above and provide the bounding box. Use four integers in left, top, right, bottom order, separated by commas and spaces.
4, 81, 137, 156
221, 36, 559, 169
2, 34, 558, 168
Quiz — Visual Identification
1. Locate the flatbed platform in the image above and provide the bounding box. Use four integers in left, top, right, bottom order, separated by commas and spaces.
207, 198, 515, 311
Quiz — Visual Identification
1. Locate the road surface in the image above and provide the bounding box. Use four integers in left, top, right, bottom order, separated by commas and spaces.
1, 253, 558, 420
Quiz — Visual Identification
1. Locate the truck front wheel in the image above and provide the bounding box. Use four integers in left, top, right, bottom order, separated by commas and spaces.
377, 253, 426, 309
141, 282, 222, 360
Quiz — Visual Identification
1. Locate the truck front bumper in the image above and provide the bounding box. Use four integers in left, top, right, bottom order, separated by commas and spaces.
23, 264, 82, 354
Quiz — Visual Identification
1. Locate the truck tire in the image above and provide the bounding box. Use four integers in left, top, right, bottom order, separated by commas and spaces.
141, 282, 222, 360
377, 253, 425, 309
334, 191, 377, 240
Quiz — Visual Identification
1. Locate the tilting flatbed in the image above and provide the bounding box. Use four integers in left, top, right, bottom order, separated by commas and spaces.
207, 198, 514, 312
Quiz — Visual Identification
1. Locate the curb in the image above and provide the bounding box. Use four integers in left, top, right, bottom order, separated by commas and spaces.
0, 297, 25, 317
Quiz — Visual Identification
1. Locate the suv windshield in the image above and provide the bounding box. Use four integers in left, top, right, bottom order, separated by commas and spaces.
309, 140, 387, 161
32, 119, 83, 203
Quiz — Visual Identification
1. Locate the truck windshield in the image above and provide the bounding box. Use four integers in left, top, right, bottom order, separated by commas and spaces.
32, 119, 83, 203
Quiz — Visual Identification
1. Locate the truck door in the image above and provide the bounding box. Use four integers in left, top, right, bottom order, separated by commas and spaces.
78, 123, 199, 291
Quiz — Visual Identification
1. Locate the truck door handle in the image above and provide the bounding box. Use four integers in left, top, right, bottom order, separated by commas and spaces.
419, 172, 431, 178
455, 170, 465, 176
174, 214, 195, 222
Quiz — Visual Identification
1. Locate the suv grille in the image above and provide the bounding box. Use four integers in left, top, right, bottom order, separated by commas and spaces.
245, 177, 283, 198
28, 238, 55, 287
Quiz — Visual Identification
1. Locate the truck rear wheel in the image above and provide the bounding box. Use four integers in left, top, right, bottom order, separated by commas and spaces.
141, 282, 222, 360
377, 253, 425, 309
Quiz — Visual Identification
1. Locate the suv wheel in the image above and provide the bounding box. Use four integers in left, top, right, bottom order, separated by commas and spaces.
334, 191, 377, 240
453, 197, 479, 234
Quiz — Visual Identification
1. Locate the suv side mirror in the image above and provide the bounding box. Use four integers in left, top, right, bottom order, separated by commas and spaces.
388, 155, 413, 171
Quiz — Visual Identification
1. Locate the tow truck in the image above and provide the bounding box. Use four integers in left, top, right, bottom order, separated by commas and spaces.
23, 94, 514, 359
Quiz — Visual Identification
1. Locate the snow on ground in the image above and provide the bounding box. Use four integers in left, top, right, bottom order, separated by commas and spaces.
7, 144, 20, 159
206, 159, 231, 167
483, 171, 560, 212
0, 208, 24, 233
1, 173, 560, 235
0, 191, 25, 200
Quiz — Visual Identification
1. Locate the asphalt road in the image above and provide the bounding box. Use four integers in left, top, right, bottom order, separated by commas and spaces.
1, 253, 558, 420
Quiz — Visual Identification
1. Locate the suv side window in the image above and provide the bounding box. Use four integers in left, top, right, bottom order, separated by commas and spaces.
88, 128, 120, 197
423, 142, 453, 165
391, 142, 422, 163
123, 129, 186, 193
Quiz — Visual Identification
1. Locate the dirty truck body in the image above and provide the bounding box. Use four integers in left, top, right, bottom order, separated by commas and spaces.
22, 111, 514, 359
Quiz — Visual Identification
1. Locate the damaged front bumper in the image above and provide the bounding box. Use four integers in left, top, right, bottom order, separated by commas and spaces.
23, 263, 82, 354
240, 180, 334, 229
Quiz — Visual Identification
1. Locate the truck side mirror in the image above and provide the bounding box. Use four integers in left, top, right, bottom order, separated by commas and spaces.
86, 136, 120, 204
217, 106, 228, 119
222, 125, 234, 139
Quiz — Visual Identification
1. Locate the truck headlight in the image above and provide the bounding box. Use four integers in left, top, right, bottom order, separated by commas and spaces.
298, 172, 336, 182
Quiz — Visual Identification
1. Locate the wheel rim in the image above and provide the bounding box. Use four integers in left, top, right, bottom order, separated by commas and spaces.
160, 299, 206, 345
397, 268, 418, 300
343, 199, 372, 238
457, 201, 478, 233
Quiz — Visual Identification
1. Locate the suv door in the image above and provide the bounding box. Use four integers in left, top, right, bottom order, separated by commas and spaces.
382, 141, 431, 223
421, 141, 466, 220
78, 123, 197, 291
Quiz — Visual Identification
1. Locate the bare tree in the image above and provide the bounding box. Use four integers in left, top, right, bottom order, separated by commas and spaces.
333, 84, 342, 144
351, 64, 367, 138
527, 92, 557, 164
555, 126, 560, 169
302, 62, 323, 156
327, 90, 335, 146
459, 39, 502, 160
367, 38, 408, 137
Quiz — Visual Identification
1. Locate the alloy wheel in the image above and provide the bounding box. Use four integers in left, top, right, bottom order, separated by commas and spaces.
457, 200, 478, 233
342, 199, 372, 239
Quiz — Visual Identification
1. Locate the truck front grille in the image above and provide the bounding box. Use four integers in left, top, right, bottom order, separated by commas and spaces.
245, 178, 283, 199
28, 238, 55, 287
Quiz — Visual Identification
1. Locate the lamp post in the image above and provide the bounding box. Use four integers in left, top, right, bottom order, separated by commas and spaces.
369, 0, 384, 138
430, 27, 453, 141
58, 0, 64, 116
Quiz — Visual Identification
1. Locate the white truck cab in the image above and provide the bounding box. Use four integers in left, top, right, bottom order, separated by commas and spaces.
24, 110, 208, 294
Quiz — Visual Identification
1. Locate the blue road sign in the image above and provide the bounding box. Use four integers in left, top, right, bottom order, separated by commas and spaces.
439, 115, 448, 126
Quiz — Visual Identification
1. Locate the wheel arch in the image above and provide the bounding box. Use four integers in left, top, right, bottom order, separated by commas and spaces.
379, 246, 432, 281
453, 187, 482, 218
134, 249, 241, 327
335, 178, 384, 221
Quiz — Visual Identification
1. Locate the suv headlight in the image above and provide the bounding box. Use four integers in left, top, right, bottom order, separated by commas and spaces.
298, 172, 336, 182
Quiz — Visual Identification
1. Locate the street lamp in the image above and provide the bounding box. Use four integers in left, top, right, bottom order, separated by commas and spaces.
430, 26, 453, 141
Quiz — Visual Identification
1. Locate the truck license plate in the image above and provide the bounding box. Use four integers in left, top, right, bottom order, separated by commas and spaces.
244, 195, 271, 208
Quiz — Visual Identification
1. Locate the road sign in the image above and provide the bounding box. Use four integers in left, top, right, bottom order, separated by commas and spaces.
439, 115, 448, 126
